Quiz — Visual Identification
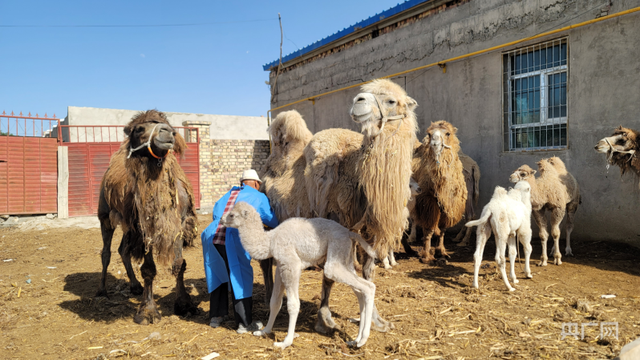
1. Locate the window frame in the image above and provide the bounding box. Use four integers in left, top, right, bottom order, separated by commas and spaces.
503, 38, 569, 152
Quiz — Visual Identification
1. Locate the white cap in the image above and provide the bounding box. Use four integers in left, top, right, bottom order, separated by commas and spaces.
240, 169, 262, 183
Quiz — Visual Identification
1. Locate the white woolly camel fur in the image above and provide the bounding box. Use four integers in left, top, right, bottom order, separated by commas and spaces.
382, 177, 421, 269
259, 110, 314, 306
222, 202, 376, 349
411, 121, 468, 263
303, 79, 418, 333
465, 181, 533, 291
509, 157, 580, 266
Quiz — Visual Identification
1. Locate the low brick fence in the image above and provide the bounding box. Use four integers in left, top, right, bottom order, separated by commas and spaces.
183, 121, 270, 211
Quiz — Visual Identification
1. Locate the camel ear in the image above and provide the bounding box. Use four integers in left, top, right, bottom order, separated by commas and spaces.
124, 126, 132, 137
406, 96, 418, 111
531, 170, 537, 175
241, 209, 249, 217
617, 125, 624, 130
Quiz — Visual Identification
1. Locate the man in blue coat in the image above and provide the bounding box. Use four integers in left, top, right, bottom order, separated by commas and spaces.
201, 169, 278, 333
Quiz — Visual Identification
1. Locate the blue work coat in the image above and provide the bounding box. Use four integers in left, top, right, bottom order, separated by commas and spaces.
201, 185, 278, 300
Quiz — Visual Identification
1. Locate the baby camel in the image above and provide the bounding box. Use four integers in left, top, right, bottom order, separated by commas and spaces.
465, 181, 533, 291
223, 202, 376, 349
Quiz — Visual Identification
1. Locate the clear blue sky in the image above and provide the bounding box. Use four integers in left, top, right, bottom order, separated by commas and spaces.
1, 1, 404, 119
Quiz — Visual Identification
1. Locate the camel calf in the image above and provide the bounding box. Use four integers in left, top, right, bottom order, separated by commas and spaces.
465, 181, 533, 291
223, 202, 376, 349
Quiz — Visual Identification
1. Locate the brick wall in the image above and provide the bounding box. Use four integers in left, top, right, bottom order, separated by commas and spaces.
182, 120, 270, 211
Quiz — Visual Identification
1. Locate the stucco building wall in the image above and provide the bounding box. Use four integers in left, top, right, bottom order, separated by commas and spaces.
267, 0, 640, 244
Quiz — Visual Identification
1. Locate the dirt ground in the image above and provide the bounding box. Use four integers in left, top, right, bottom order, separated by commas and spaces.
1, 215, 639, 360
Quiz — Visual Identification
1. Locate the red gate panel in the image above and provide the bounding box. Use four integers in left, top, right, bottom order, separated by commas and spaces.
65, 133, 200, 217
0, 136, 58, 215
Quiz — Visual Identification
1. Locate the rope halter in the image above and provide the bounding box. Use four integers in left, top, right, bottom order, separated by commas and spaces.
127, 123, 173, 160
604, 137, 636, 163
370, 95, 405, 138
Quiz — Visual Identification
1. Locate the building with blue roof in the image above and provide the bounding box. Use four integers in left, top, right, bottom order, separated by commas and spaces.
262, 0, 640, 245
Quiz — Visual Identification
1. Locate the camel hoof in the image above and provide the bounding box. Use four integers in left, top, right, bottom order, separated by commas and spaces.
554, 258, 562, 266
513, 279, 519, 284
537, 261, 547, 267
419, 256, 434, 264
526, 273, 533, 279
457, 241, 469, 247
315, 308, 339, 334
174, 297, 198, 317
508, 288, 516, 292
565, 249, 574, 257
133, 307, 162, 325
130, 283, 143, 296
95, 289, 109, 298
274, 341, 291, 349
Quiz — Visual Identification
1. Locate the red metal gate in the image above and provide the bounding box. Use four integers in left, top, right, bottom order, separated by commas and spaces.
60, 125, 200, 217
0, 112, 59, 215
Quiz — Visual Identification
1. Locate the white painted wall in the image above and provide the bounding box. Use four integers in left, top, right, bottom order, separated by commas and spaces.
63, 106, 269, 141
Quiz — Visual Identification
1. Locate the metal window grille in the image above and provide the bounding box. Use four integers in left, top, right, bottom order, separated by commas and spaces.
503, 38, 568, 151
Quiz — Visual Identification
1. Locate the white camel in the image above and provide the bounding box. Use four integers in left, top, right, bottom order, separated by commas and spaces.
223, 202, 376, 349
465, 181, 533, 291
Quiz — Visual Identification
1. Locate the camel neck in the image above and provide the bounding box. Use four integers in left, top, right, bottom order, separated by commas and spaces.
235, 219, 271, 261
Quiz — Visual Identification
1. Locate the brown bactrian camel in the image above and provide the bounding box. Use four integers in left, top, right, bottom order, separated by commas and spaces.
595, 126, 640, 181
96, 110, 198, 324
304, 79, 418, 334
453, 150, 481, 247
412, 121, 468, 264
509, 157, 580, 266
258, 110, 314, 306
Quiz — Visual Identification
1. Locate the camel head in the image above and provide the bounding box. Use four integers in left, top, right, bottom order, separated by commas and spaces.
125, 110, 185, 159
509, 164, 536, 184
350, 79, 417, 138
222, 201, 258, 229
513, 180, 532, 204
595, 126, 638, 166
424, 120, 460, 162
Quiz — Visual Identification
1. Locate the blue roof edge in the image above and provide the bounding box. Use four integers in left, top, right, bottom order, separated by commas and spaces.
263, 0, 432, 71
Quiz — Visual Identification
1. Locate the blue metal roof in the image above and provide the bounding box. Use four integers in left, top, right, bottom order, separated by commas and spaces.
263, 0, 432, 71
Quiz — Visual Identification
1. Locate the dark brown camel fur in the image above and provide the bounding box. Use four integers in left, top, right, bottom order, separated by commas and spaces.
96, 110, 198, 324
412, 121, 467, 264
595, 125, 640, 180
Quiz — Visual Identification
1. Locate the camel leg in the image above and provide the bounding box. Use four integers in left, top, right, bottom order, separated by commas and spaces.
172, 236, 198, 317
324, 262, 375, 348
519, 228, 533, 279
255, 266, 285, 336
402, 224, 418, 257
434, 228, 449, 259
133, 248, 162, 325
419, 229, 435, 264
495, 235, 514, 292
274, 262, 301, 349
533, 210, 549, 266
118, 231, 143, 295
96, 223, 115, 298
362, 252, 393, 332
260, 258, 274, 308
315, 276, 339, 334
508, 234, 518, 285
457, 226, 474, 247
472, 223, 491, 289
550, 207, 564, 265
564, 203, 578, 257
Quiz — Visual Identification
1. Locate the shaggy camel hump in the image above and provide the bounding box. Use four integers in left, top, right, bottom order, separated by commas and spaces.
96, 109, 198, 325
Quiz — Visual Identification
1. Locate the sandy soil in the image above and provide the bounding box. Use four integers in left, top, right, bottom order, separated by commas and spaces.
0, 215, 639, 360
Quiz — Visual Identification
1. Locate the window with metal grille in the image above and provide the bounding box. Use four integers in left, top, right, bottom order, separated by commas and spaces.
503, 38, 568, 151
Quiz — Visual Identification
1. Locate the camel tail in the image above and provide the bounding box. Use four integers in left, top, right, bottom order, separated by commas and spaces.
350, 232, 377, 259
465, 210, 491, 228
